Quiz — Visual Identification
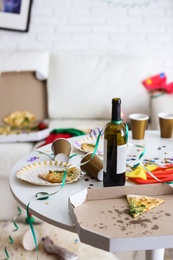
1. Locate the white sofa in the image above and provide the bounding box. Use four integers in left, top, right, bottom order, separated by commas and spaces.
0, 51, 172, 221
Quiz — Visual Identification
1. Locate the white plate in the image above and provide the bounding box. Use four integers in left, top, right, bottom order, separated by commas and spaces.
73, 136, 103, 155
16, 161, 82, 186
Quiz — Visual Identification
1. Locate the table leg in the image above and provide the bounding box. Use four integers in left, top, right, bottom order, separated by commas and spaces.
145, 249, 165, 260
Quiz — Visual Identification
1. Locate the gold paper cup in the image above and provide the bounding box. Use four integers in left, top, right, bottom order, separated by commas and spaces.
158, 112, 173, 138
80, 152, 103, 181
51, 138, 72, 162
129, 113, 149, 140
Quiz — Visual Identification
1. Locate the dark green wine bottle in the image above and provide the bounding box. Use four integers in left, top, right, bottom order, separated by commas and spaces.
103, 98, 127, 187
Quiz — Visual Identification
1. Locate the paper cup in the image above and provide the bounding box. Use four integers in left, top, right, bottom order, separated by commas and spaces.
80, 152, 103, 181
51, 138, 71, 162
129, 113, 149, 140
22, 229, 40, 251
158, 112, 173, 138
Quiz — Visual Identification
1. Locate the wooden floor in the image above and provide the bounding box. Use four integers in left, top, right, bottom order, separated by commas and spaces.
1, 221, 173, 260
165, 249, 173, 260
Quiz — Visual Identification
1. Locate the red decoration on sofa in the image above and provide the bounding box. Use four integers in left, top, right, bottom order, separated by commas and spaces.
38, 128, 86, 147
142, 73, 173, 94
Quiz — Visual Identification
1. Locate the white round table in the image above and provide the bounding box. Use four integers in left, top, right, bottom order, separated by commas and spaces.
9, 131, 173, 260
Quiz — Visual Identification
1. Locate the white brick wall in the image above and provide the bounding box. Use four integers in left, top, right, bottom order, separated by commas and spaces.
0, 0, 173, 79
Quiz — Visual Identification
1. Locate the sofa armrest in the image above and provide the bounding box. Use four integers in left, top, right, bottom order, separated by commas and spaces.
150, 93, 173, 129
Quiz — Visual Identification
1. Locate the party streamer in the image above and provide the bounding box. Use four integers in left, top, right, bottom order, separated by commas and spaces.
26, 167, 67, 258
3, 206, 22, 260
128, 143, 161, 182
91, 124, 162, 183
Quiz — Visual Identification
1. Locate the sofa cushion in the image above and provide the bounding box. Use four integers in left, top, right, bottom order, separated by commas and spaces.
0, 51, 50, 79
48, 118, 109, 133
48, 54, 155, 122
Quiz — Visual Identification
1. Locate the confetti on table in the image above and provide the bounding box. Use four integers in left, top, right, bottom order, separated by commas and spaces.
27, 156, 39, 162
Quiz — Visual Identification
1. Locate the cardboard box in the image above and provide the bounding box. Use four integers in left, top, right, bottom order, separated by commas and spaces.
69, 184, 173, 252
0, 128, 49, 143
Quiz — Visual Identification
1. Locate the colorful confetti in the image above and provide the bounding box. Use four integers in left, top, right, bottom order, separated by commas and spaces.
27, 156, 39, 162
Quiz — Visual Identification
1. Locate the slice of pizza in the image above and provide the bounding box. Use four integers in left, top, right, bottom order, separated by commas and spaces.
81, 143, 95, 153
38, 170, 65, 183
126, 194, 165, 218
38, 167, 77, 183
3, 111, 35, 128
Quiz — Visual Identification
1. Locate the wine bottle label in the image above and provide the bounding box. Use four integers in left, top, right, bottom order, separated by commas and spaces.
116, 144, 126, 173
103, 139, 126, 174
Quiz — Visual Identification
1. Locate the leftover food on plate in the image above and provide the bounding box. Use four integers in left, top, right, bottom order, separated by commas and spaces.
73, 136, 103, 155
16, 161, 81, 186
127, 194, 165, 218
81, 143, 96, 153
38, 167, 77, 183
